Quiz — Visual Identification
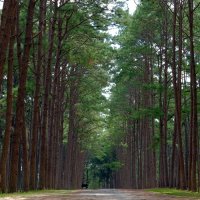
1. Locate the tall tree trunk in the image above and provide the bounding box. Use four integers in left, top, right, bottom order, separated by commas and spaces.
9, 0, 35, 192
158, 48, 165, 187
188, 0, 198, 192
47, 16, 62, 188
171, 0, 186, 189
39, 1, 57, 189
30, 0, 46, 190
0, 7, 16, 192
177, 0, 186, 189
65, 65, 80, 189
162, 7, 169, 187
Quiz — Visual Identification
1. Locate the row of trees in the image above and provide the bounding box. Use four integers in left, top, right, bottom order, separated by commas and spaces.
1, 0, 200, 193
0, 0, 118, 193
108, 0, 200, 191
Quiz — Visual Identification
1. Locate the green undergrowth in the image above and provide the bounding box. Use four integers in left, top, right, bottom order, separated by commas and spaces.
149, 188, 200, 198
0, 189, 73, 198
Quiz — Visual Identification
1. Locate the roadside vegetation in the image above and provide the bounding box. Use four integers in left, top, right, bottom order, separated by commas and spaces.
0, 190, 72, 198
150, 188, 200, 198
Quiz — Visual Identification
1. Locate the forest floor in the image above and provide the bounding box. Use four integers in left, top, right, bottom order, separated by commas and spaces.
0, 189, 197, 200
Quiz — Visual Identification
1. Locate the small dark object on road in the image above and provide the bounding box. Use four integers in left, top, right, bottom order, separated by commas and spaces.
81, 183, 88, 189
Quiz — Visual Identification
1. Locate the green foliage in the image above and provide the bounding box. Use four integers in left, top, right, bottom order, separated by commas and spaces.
149, 188, 200, 198
0, 190, 72, 198
87, 140, 122, 188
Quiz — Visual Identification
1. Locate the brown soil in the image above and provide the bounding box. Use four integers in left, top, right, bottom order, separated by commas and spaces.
0, 189, 195, 200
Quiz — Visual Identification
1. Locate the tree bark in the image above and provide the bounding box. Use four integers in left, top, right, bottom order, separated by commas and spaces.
30, 0, 46, 190
22, 114, 29, 191
9, 0, 35, 192
188, 0, 198, 192
0, 6, 16, 192
39, 0, 57, 189
171, 0, 186, 189
0, 0, 17, 90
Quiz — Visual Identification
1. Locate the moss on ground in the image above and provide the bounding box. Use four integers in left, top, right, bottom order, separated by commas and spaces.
0, 190, 72, 198
149, 188, 200, 198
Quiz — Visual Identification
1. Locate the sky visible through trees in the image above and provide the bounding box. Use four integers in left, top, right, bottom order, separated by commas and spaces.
0, 0, 200, 196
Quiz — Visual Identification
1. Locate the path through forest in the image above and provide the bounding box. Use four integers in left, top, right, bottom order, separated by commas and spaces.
0, 189, 194, 200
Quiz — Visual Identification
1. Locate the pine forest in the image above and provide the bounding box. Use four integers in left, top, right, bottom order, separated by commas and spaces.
0, 0, 200, 196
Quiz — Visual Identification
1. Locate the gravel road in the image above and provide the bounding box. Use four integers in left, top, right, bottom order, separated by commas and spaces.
0, 189, 194, 200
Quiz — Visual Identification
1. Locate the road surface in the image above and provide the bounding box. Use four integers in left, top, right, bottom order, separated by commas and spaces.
0, 189, 193, 200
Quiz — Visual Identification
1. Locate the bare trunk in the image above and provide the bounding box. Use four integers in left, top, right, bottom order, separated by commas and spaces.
188, 0, 198, 192
9, 0, 35, 192
22, 114, 29, 191
0, 7, 16, 192
30, 0, 46, 190
39, 1, 57, 189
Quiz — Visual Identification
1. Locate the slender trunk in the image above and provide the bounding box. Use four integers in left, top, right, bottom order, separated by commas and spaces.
47, 17, 62, 188
158, 50, 165, 187
9, 0, 35, 192
171, 0, 186, 189
188, 0, 198, 191
163, 9, 169, 187
65, 66, 80, 189
30, 0, 46, 190
39, 1, 57, 189
177, 0, 186, 189
170, 118, 177, 187
22, 114, 29, 191
0, 7, 16, 192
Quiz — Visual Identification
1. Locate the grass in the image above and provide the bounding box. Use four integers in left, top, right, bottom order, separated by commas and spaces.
149, 188, 200, 198
0, 189, 73, 198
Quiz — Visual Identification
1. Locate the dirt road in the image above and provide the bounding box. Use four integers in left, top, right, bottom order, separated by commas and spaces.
0, 189, 194, 200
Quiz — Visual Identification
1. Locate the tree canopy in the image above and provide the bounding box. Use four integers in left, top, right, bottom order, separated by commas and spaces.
0, 0, 200, 193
